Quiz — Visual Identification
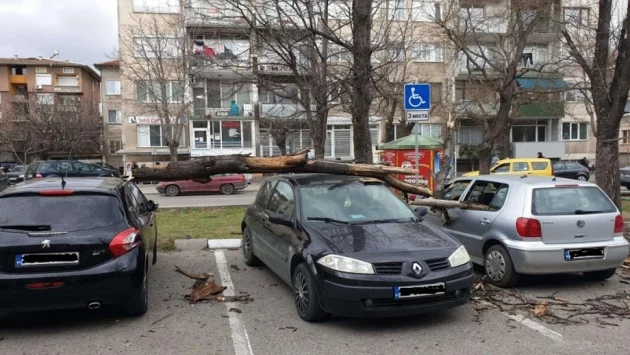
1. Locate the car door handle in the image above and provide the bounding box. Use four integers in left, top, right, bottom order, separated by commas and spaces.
480, 218, 490, 224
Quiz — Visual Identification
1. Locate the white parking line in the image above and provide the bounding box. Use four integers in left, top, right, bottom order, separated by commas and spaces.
506, 314, 563, 342
214, 250, 255, 355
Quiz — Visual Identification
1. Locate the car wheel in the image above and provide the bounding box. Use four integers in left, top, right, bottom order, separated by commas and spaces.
583, 268, 617, 281
220, 184, 235, 195
484, 245, 520, 288
165, 185, 179, 197
577, 175, 587, 181
124, 266, 149, 317
293, 263, 329, 322
242, 227, 261, 266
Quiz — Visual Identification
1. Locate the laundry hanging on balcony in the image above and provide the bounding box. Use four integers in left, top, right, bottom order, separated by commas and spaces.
193, 40, 216, 60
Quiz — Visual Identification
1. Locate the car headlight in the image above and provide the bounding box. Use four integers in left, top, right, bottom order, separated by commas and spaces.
317, 254, 374, 274
448, 245, 471, 267
18, 174, 23, 178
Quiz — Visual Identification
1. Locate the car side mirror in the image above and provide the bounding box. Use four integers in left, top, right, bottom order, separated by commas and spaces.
269, 214, 293, 227
413, 206, 428, 217
146, 200, 158, 212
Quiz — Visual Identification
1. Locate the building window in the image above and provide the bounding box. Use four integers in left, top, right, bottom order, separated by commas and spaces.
132, 0, 180, 13
108, 110, 122, 124
58, 95, 78, 106
136, 81, 182, 103
206, 80, 252, 109
411, 43, 443, 62
192, 120, 252, 150
388, 0, 406, 21
36, 74, 52, 86
325, 125, 352, 158
412, 1, 441, 22
622, 130, 630, 144
260, 128, 311, 156
388, 44, 406, 62
137, 124, 187, 147
57, 76, 79, 86
521, 44, 548, 67
63, 67, 75, 74
133, 37, 179, 58
417, 123, 442, 139
459, 5, 484, 28
565, 89, 585, 102
37, 93, 54, 105
512, 120, 547, 142
108, 140, 123, 155
562, 122, 588, 141
563, 7, 589, 27
106, 80, 121, 95
35, 67, 47, 74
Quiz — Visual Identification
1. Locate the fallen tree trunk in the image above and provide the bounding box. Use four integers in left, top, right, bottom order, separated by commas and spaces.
131, 152, 434, 197
409, 198, 488, 211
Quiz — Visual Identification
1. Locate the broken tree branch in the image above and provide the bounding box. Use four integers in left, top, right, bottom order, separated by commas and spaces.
409, 198, 488, 211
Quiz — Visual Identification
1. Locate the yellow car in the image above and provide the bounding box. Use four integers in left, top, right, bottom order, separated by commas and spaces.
462, 158, 554, 177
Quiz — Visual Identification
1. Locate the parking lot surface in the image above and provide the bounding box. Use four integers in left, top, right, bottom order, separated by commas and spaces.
1, 250, 629, 355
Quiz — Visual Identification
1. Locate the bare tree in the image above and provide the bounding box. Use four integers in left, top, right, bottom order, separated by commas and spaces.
118, 3, 193, 161
561, 0, 630, 207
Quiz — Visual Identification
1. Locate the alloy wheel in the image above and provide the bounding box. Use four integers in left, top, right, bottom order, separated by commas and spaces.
294, 271, 309, 314
242, 232, 252, 259
486, 250, 506, 282
578, 175, 587, 181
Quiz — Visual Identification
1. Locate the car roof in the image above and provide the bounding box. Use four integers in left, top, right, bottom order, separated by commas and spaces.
496, 158, 551, 164
1, 177, 124, 196
266, 173, 378, 186
454, 174, 593, 187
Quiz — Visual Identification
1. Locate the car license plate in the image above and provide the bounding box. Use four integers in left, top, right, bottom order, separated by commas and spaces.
15, 252, 79, 268
563, 248, 604, 261
394, 282, 446, 300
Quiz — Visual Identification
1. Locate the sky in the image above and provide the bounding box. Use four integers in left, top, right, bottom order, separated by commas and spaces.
0, 0, 118, 68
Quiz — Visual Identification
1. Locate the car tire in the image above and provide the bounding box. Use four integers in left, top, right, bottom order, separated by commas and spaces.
242, 227, 261, 266
293, 262, 329, 322
165, 185, 179, 197
583, 268, 617, 281
577, 174, 588, 181
220, 184, 235, 195
484, 245, 520, 288
124, 266, 149, 317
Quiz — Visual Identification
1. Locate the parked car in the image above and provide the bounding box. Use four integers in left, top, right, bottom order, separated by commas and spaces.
91, 162, 118, 171
0, 170, 9, 191
0, 162, 18, 173
156, 174, 247, 196
242, 174, 474, 322
463, 158, 553, 177
25, 160, 120, 180
621, 166, 630, 189
6, 165, 26, 183
552, 160, 590, 181
425, 175, 629, 288
0, 177, 158, 315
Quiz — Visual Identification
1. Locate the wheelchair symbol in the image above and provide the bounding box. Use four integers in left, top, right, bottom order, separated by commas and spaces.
408, 87, 427, 108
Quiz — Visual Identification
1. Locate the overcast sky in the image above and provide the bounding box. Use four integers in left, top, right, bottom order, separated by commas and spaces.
0, 0, 118, 68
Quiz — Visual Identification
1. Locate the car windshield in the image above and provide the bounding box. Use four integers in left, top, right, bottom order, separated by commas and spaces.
300, 182, 417, 223
0, 194, 124, 232
10, 166, 24, 172
531, 186, 617, 216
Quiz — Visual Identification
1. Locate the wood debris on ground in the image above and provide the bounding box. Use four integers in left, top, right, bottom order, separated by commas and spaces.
175, 265, 253, 304
533, 301, 548, 317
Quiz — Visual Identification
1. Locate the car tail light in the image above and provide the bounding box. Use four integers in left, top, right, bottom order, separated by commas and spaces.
586, 168, 590, 173
614, 215, 624, 234
516, 217, 542, 238
109, 227, 141, 257
40, 189, 74, 196
239, 175, 245, 181
35, 173, 43, 178
26, 281, 64, 289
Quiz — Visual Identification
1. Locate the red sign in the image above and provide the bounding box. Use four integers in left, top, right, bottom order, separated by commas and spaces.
394, 149, 434, 190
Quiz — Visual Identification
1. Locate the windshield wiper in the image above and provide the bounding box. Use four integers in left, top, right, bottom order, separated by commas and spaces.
574, 209, 602, 215
306, 217, 350, 225
354, 218, 411, 225
0, 224, 52, 231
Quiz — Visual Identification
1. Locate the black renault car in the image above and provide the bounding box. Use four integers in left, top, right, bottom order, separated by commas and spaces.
241, 174, 474, 322
0, 177, 158, 316
25, 160, 120, 180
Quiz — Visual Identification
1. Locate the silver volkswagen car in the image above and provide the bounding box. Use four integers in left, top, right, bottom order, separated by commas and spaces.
425, 175, 629, 287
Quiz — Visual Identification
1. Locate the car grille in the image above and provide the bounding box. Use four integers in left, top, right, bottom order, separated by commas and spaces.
373, 262, 403, 275
366, 291, 462, 309
425, 258, 450, 271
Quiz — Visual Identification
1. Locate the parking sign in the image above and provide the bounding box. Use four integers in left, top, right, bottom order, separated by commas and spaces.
404, 83, 431, 111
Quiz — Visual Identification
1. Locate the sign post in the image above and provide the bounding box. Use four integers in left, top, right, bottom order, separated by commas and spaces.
404, 83, 432, 186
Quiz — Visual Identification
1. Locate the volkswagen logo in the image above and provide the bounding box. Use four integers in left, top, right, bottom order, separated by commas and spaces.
411, 262, 423, 275
41, 239, 51, 248
576, 219, 585, 228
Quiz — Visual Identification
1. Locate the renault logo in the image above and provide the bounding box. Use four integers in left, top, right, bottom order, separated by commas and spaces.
411, 262, 423, 275
41, 239, 51, 248
577, 219, 585, 228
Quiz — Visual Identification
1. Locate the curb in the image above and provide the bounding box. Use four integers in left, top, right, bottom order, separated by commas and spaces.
174, 239, 210, 250
208, 239, 242, 249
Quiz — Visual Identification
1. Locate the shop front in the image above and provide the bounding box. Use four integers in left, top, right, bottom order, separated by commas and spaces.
190, 119, 255, 157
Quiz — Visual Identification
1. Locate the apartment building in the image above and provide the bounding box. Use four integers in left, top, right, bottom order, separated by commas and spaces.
95, 60, 124, 169
0, 57, 102, 162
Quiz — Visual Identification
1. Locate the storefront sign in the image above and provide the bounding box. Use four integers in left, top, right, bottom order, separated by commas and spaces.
395, 149, 433, 189
128, 116, 161, 124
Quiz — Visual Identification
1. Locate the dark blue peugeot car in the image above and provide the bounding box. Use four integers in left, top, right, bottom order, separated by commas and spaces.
241, 174, 474, 322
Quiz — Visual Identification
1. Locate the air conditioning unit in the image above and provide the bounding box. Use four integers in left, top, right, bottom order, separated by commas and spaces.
270, 66, 280, 71
35, 85, 43, 90
258, 64, 268, 71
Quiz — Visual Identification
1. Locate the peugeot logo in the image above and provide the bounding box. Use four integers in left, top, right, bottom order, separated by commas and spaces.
577, 219, 585, 228
41, 239, 51, 248
411, 262, 423, 275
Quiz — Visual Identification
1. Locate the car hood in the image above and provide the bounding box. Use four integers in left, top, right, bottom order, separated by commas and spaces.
5, 172, 22, 176
462, 171, 479, 177
307, 221, 459, 256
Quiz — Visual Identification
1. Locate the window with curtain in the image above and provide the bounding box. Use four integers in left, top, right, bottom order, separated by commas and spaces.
388, 0, 406, 21
57, 76, 79, 86
562, 122, 588, 141
106, 80, 121, 95
412, 1, 440, 21
136, 81, 181, 102
108, 110, 122, 124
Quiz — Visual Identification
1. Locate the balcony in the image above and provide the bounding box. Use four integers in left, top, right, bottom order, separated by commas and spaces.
512, 141, 565, 159
9, 75, 27, 85
518, 101, 564, 118
259, 103, 315, 119
53, 86, 82, 93
185, 4, 250, 30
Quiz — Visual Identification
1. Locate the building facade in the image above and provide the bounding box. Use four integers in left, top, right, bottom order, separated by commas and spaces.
95, 60, 124, 169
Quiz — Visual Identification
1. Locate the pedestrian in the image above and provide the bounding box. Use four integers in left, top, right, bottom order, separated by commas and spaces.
131, 161, 138, 170
491, 153, 500, 166
579, 156, 590, 168
537, 152, 544, 158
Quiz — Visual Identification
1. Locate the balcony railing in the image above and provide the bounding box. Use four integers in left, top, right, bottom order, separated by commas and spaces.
185, 6, 248, 26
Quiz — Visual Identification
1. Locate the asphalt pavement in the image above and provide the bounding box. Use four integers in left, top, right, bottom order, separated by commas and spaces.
139, 184, 259, 208
3, 249, 629, 355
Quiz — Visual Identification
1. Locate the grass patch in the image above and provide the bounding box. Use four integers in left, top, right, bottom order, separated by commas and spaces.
623, 199, 630, 220
156, 206, 246, 251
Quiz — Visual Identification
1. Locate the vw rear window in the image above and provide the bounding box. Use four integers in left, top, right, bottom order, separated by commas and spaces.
0, 194, 124, 232
532, 162, 548, 170
531, 186, 616, 216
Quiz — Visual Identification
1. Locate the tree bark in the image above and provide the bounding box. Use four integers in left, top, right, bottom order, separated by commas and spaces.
350, 0, 373, 164
478, 146, 492, 175
169, 145, 179, 162
596, 119, 622, 208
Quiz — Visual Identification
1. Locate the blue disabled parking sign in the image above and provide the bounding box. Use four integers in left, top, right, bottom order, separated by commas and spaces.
404, 83, 431, 111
